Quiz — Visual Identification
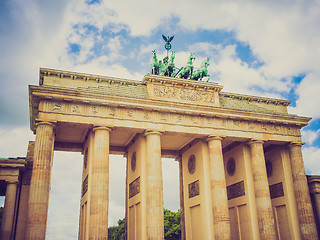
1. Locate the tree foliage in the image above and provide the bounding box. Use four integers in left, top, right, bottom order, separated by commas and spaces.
108, 218, 125, 240
164, 209, 181, 240
108, 209, 181, 240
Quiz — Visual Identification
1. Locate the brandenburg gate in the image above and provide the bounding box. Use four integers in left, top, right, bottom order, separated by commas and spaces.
5, 67, 318, 239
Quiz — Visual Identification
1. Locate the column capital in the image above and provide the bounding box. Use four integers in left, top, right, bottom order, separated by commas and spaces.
206, 135, 225, 142
36, 121, 56, 129
248, 139, 264, 145
144, 129, 163, 136
288, 141, 305, 147
92, 126, 113, 132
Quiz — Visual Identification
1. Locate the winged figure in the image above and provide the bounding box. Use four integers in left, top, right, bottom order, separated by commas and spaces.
162, 35, 174, 43
162, 35, 174, 51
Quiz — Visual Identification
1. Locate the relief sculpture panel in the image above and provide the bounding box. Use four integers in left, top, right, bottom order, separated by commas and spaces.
153, 85, 216, 104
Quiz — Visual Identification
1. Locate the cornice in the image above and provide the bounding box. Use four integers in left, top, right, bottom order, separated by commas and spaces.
40, 68, 142, 86
220, 92, 291, 107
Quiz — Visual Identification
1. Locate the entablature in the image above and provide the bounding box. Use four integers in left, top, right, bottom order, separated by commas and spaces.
29, 84, 310, 144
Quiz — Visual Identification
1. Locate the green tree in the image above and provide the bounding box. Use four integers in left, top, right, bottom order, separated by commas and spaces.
108, 209, 181, 240
108, 218, 125, 240
164, 209, 181, 240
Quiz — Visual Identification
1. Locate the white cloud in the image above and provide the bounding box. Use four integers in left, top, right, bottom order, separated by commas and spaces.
290, 72, 320, 119
303, 146, 320, 175
302, 128, 320, 145
0, 127, 35, 157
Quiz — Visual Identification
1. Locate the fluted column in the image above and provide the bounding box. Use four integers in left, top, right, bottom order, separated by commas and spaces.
249, 140, 276, 240
145, 130, 164, 240
176, 156, 186, 240
26, 121, 55, 239
207, 136, 231, 240
89, 126, 111, 239
0, 180, 18, 240
289, 142, 318, 239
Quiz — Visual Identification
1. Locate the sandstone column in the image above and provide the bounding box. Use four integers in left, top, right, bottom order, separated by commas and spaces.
0, 181, 18, 240
26, 121, 55, 239
289, 142, 318, 239
145, 130, 164, 240
249, 140, 276, 240
89, 126, 111, 239
207, 136, 231, 240
176, 156, 186, 240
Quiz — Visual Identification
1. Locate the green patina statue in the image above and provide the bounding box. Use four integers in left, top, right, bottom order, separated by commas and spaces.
162, 35, 174, 51
178, 53, 196, 79
151, 51, 176, 77
151, 50, 160, 75
150, 35, 211, 81
190, 58, 210, 82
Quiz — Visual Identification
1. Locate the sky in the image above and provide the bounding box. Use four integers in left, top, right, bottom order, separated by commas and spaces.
0, 0, 320, 239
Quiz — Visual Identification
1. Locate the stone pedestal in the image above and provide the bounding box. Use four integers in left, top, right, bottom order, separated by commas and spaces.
249, 140, 276, 240
145, 130, 164, 240
89, 126, 111, 239
0, 181, 18, 240
26, 122, 55, 239
289, 143, 318, 239
207, 136, 231, 240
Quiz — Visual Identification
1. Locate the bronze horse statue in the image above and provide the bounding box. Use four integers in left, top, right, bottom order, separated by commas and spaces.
179, 53, 195, 79
150, 50, 161, 75
190, 58, 210, 81
162, 52, 175, 77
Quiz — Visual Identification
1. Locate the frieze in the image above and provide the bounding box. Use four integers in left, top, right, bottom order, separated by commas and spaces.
227, 181, 245, 200
129, 177, 140, 198
42, 100, 301, 137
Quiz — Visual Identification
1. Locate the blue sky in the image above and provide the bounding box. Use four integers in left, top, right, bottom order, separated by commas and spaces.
0, 0, 320, 239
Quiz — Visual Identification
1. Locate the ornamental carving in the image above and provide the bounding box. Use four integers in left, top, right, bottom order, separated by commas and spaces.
227, 181, 245, 200
188, 180, 200, 198
153, 85, 215, 103
129, 177, 140, 198
51, 102, 63, 112
90, 106, 99, 115
71, 104, 81, 114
